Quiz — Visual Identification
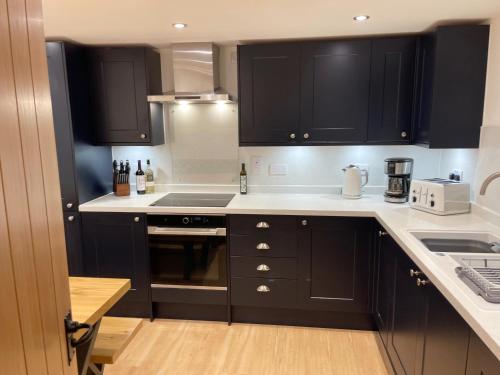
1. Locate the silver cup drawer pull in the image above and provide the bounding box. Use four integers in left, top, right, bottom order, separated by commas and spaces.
257, 285, 271, 293
256, 243, 270, 251
256, 221, 270, 229
256, 264, 270, 272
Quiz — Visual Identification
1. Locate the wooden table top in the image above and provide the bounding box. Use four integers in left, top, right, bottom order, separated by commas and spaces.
69, 277, 130, 325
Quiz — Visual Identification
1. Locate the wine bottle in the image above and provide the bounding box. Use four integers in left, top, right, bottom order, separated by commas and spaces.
136, 160, 146, 195
240, 163, 247, 195
145, 159, 155, 194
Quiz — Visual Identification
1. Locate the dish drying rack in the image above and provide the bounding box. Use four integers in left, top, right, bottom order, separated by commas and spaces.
456, 257, 500, 303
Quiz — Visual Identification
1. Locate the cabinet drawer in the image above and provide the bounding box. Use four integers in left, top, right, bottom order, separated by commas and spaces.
231, 257, 296, 279
230, 234, 297, 257
229, 215, 297, 235
231, 278, 297, 308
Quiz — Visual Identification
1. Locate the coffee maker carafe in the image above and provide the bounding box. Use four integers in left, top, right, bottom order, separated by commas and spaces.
384, 158, 413, 203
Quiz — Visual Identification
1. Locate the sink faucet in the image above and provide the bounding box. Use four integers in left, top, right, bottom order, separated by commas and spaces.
479, 172, 500, 195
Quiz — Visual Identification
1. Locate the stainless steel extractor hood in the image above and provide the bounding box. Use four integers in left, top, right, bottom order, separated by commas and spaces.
148, 43, 234, 104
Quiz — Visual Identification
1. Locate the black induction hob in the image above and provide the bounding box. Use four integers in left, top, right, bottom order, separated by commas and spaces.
150, 193, 235, 208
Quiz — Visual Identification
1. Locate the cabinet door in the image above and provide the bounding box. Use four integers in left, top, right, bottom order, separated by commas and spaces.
46, 42, 79, 210
87, 47, 153, 144
374, 230, 398, 347
387, 250, 426, 375
368, 38, 417, 143
63, 211, 84, 276
421, 285, 470, 375
414, 34, 435, 145
467, 331, 500, 375
300, 40, 371, 144
81, 212, 150, 316
238, 44, 301, 145
298, 217, 372, 312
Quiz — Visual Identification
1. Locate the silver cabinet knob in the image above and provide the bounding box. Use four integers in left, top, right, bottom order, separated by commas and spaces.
256, 264, 270, 272
289, 133, 296, 140
378, 230, 387, 237
410, 269, 421, 278
66, 202, 73, 209
134, 216, 140, 223
67, 215, 75, 222
256, 221, 270, 229
140, 133, 147, 139
256, 243, 270, 251
301, 219, 308, 226
416, 278, 430, 287
303, 133, 310, 139
401, 131, 407, 138
257, 285, 271, 293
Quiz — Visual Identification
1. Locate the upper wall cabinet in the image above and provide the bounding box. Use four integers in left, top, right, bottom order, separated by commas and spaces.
301, 40, 371, 144
368, 37, 417, 144
238, 43, 301, 145
414, 25, 489, 148
87, 47, 165, 145
238, 25, 489, 147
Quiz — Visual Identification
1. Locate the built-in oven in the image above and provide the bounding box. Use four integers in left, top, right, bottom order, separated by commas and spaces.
147, 215, 227, 291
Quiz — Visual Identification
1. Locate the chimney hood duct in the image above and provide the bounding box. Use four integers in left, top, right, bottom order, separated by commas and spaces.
148, 42, 234, 104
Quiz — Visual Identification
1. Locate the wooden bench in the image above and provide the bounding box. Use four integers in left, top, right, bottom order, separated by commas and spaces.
88, 317, 143, 374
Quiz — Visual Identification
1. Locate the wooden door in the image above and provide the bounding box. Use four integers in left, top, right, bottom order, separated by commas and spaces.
298, 217, 372, 312
238, 43, 301, 145
300, 40, 371, 144
0, 0, 76, 373
81, 213, 151, 317
368, 37, 417, 143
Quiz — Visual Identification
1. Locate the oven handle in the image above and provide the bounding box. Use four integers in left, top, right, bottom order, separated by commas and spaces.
147, 226, 227, 237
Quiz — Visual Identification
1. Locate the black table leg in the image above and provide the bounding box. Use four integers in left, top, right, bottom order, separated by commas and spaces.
76, 319, 101, 375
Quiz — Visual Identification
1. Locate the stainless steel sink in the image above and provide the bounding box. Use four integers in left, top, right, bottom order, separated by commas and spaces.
410, 231, 500, 255
420, 238, 500, 254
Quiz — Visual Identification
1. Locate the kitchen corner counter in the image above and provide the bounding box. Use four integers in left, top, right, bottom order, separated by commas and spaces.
79, 191, 500, 360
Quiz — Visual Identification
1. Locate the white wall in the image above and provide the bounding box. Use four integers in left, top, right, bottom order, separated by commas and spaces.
474, 14, 500, 213
113, 45, 480, 193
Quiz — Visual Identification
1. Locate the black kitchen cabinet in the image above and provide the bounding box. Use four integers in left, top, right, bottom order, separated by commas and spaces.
368, 37, 417, 143
300, 40, 371, 144
87, 47, 164, 145
46, 41, 112, 275
374, 229, 397, 347
81, 212, 151, 318
467, 331, 500, 374
298, 217, 373, 312
238, 43, 301, 145
414, 25, 489, 148
387, 245, 427, 375
421, 285, 470, 375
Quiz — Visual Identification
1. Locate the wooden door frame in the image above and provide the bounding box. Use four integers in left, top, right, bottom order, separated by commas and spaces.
0, 0, 76, 373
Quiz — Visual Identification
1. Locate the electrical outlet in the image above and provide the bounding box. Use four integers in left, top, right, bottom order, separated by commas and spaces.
269, 163, 288, 176
251, 156, 264, 175
449, 169, 464, 181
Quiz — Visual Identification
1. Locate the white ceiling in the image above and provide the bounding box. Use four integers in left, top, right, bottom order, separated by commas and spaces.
42, 0, 500, 46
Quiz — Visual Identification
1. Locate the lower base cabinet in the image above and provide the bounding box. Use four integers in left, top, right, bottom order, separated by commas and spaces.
376, 227, 499, 375
81, 212, 151, 318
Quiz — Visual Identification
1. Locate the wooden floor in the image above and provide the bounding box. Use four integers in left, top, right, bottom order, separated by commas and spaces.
105, 319, 389, 375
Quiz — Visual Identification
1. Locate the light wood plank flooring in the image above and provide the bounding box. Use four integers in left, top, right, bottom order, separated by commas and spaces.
104, 319, 389, 375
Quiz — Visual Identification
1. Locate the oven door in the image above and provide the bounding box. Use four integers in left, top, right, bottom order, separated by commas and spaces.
148, 227, 227, 290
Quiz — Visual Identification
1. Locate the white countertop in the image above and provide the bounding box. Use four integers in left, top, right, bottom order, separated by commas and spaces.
80, 191, 500, 359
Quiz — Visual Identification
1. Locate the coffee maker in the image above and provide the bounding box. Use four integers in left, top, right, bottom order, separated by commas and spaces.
384, 158, 414, 203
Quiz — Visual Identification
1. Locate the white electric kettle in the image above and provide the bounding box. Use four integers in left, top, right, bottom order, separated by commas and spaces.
342, 165, 369, 199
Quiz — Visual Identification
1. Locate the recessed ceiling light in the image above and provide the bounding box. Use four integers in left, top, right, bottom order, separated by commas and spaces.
173, 22, 187, 29
353, 15, 370, 22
